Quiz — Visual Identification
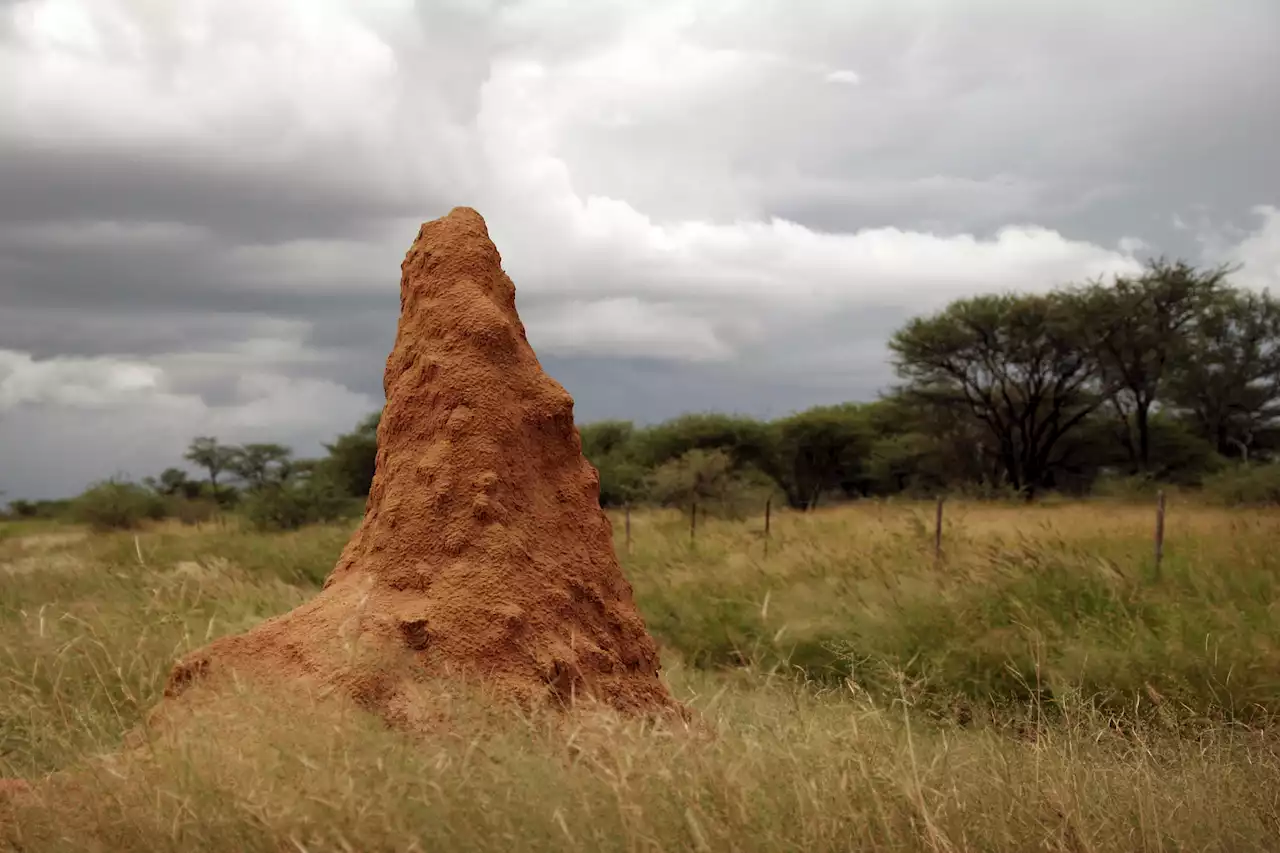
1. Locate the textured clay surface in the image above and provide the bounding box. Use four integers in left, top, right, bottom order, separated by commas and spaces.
157, 207, 681, 725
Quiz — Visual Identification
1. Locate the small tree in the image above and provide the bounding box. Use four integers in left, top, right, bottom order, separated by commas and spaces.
769, 404, 872, 509
144, 467, 204, 499
8, 499, 39, 519
227, 443, 294, 492
644, 448, 776, 518
184, 437, 238, 501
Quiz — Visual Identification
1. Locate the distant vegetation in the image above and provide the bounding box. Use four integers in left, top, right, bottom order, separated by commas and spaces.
7, 258, 1280, 529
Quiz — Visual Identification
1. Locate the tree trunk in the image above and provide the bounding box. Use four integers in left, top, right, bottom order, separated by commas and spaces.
1136, 404, 1151, 472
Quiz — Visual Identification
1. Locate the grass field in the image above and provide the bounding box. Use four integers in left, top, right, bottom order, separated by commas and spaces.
2, 499, 1278, 851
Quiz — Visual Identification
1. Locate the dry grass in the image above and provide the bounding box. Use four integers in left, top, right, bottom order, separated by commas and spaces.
2, 498, 1279, 851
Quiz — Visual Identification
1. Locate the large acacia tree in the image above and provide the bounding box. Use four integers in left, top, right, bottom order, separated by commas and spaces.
1076, 259, 1228, 472
889, 291, 1107, 498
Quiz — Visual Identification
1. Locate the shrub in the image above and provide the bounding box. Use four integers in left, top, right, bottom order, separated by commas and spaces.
7, 500, 38, 519
1201, 462, 1280, 506
1090, 472, 1165, 501
6, 498, 75, 521
240, 474, 352, 532
165, 496, 220, 526
644, 448, 779, 519
72, 479, 167, 531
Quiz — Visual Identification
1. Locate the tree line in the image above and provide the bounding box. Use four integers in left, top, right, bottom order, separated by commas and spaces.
5, 414, 381, 530
8, 257, 1280, 529
581, 258, 1280, 510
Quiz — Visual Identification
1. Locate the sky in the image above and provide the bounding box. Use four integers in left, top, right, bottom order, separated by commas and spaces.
1, 0, 1279, 500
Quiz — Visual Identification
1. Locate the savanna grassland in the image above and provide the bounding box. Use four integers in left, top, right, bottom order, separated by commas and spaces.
1, 499, 1278, 852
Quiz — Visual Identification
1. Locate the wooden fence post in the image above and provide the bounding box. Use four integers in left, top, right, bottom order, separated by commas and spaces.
690, 501, 698, 545
624, 502, 632, 555
934, 495, 945, 563
764, 496, 772, 556
1154, 490, 1166, 577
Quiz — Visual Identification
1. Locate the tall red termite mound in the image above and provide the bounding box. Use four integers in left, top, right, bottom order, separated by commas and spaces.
159, 207, 681, 723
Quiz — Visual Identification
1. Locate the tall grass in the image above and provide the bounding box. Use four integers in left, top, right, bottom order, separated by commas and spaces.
2, 500, 1279, 851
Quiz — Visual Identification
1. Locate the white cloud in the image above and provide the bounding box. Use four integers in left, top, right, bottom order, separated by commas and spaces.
0, 345, 377, 498
1, 0, 474, 205
1222, 205, 1280, 293
522, 297, 736, 362
470, 48, 1147, 357
0, 349, 163, 409
825, 68, 859, 85
5, 0, 398, 144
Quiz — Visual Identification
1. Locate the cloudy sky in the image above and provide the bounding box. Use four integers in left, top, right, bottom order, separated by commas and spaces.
2, 0, 1279, 500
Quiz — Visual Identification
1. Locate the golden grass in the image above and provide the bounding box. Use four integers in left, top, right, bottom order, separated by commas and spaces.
2, 498, 1279, 851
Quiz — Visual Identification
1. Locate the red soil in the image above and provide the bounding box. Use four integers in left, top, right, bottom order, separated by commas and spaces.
157, 207, 682, 726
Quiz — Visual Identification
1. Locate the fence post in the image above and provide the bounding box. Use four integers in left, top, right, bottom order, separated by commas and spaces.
1154, 490, 1166, 578
764, 496, 772, 556
624, 502, 632, 555
690, 501, 698, 545
934, 495, 945, 563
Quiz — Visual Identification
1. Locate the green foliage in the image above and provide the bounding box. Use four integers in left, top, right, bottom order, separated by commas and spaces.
578, 419, 634, 459
578, 420, 647, 506
164, 497, 221, 525
889, 290, 1103, 498
769, 404, 873, 508
6, 500, 38, 519
227, 443, 295, 491
71, 479, 167, 531
1138, 416, 1225, 483
5, 498, 73, 520
322, 411, 381, 497
183, 436, 239, 503
1201, 463, 1280, 506
631, 412, 776, 471
644, 448, 777, 518
239, 470, 355, 532
865, 432, 950, 496
1077, 258, 1229, 471
1166, 286, 1280, 459
144, 468, 204, 499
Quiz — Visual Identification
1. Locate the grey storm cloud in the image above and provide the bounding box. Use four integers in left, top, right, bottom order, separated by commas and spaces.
1, 0, 1278, 499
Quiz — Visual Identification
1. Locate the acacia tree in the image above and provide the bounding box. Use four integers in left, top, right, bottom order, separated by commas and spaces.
227, 443, 295, 492
183, 436, 237, 498
143, 467, 203, 499
1166, 287, 1280, 460
888, 291, 1105, 498
1077, 259, 1229, 472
